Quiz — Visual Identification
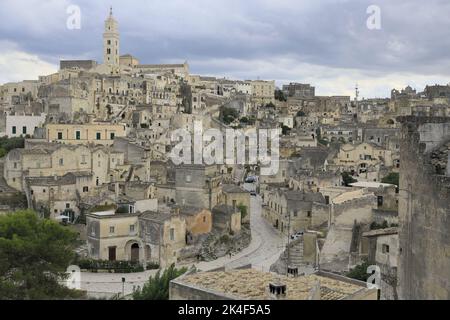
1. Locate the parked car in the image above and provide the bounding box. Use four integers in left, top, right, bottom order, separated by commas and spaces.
290, 231, 304, 240
245, 177, 256, 183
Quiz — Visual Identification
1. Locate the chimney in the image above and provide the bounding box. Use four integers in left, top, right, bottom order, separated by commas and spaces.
268, 282, 287, 300
287, 266, 299, 278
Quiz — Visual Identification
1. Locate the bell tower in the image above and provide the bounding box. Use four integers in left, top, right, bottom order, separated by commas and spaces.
103, 6, 120, 67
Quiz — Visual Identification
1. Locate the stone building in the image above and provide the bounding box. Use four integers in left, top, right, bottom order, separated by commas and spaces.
170, 268, 378, 300
211, 204, 241, 234
139, 211, 187, 267
86, 210, 145, 263
363, 228, 399, 300
175, 164, 222, 210
282, 83, 315, 99
262, 189, 327, 235
397, 116, 450, 300
3, 112, 47, 138
46, 122, 126, 146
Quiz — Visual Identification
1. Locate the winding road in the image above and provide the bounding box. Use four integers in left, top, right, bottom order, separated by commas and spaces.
79, 190, 285, 297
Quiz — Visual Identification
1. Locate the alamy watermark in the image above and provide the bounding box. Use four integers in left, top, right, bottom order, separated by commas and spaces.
366, 5, 381, 30
66, 265, 81, 290
66, 5, 81, 30
366, 265, 381, 289
170, 121, 280, 176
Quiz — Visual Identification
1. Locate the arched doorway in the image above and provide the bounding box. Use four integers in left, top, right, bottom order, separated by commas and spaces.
131, 243, 140, 262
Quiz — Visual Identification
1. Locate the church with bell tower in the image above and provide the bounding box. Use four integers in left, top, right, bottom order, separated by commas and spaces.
103, 7, 120, 73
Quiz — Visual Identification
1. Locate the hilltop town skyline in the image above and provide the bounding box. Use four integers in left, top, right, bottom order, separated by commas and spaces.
2, 0, 450, 98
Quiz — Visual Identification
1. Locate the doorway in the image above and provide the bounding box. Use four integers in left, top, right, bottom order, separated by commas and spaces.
131, 243, 140, 262
108, 246, 116, 261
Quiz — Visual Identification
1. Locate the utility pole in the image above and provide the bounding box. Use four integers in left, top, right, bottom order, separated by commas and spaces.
286, 212, 291, 276
121, 277, 125, 298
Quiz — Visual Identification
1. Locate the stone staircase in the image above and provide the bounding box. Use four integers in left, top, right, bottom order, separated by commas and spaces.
287, 239, 304, 267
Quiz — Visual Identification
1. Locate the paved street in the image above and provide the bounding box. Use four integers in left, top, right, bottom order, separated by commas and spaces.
79, 188, 285, 297
195, 195, 286, 272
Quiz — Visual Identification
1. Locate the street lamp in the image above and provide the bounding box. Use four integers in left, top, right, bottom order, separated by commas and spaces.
121, 277, 125, 298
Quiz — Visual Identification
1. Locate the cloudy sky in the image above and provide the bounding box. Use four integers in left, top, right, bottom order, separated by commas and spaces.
1, 0, 450, 98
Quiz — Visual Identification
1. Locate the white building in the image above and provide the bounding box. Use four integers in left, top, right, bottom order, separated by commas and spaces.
4, 113, 47, 137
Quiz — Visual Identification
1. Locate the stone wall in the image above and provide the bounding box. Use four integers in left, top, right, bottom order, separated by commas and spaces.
397, 116, 450, 300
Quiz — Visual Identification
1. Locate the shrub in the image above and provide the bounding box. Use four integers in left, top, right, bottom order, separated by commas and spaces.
77, 259, 145, 273
132, 264, 187, 300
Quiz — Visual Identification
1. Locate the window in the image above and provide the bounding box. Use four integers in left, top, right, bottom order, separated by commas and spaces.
109, 226, 115, 234
57, 132, 63, 140
170, 228, 175, 241
107, 48, 111, 54
203, 216, 206, 223
13, 162, 17, 169
12, 126, 16, 134
83, 186, 89, 193
130, 225, 135, 233
22, 126, 27, 134
382, 244, 390, 254
66, 203, 70, 209
110, 132, 115, 140
96, 132, 101, 140
59, 158, 64, 166
107, 40, 111, 45
76, 131, 81, 140
307, 211, 312, 218
81, 155, 87, 164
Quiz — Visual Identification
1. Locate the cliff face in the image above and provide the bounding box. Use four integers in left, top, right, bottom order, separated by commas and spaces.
397, 116, 450, 300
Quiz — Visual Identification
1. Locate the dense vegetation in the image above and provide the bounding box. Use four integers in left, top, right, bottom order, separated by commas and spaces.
346, 262, 371, 282
381, 172, 399, 186
0, 210, 84, 299
275, 89, 287, 102
76, 259, 147, 273
342, 171, 357, 186
132, 264, 188, 300
220, 106, 239, 125
0, 136, 25, 158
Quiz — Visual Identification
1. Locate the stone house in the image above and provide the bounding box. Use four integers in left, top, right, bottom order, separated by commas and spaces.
86, 210, 145, 263
363, 228, 399, 300
139, 211, 187, 267
177, 206, 212, 241
263, 189, 327, 235
26, 171, 93, 221
175, 164, 222, 210
211, 204, 241, 234
221, 184, 250, 223
45, 122, 126, 146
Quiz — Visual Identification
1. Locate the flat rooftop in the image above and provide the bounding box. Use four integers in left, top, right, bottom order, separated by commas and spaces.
177, 269, 367, 300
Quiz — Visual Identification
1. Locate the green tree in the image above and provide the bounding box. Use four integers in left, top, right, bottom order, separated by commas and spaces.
0, 210, 84, 299
237, 204, 248, 221
346, 262, 371, 282
275, 90, 287, 102
220, 106, 239, 125
0, 137, 25, 157
132, 264, 187, 300
342, 171, 357, 186
381, 172, 399, 186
